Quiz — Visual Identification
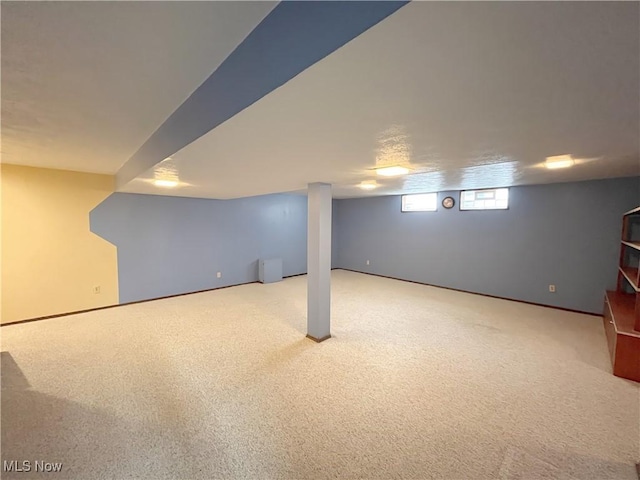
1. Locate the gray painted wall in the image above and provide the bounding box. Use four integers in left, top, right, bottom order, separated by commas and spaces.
91, 193, 307, 304
334, 177, 640, 314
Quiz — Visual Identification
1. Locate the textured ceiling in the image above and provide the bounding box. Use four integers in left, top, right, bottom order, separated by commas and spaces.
2, 2, 638, 198
114, 1, 407, 188
123, 1, 639, 199
0, 1, 275, 173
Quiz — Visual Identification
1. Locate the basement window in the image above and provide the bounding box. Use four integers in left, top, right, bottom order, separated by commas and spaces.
401, 193, 438, 212
460, 188, 509, 210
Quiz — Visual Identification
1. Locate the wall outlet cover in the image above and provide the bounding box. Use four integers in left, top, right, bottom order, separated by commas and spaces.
217, 272, 222, 278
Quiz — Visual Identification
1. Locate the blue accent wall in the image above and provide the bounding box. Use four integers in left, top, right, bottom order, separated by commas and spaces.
117, 1, 409, 187
334, 177, 640, 314
91, 193, 307, 304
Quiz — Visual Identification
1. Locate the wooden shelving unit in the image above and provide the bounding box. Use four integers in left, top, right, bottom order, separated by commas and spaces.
603, 207, 640, 382
619, 267, 640, 291
621, 240, 640, 251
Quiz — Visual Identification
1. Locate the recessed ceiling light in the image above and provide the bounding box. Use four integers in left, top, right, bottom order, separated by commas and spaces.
375, 166, 410, 177
154, 179, 179, 188
359, 182, 377, 190
545, 155, 574, 169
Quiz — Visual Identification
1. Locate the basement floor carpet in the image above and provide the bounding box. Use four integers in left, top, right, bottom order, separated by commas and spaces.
1, 270, 638, 480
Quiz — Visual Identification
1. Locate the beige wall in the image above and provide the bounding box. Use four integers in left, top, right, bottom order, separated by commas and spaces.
1, 164, 118, 323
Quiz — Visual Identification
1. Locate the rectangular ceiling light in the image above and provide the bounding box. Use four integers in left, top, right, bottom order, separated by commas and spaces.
545, 155, 574, 169
376, 166, 410, 177
154, 179, 179, 188
359, 181, 377, 190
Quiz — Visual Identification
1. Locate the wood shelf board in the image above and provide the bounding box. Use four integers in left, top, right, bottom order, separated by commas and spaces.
605, 291, 640, 337
620, 267, 640, 292
622, 241, 640, 251
623, 206, 640, 216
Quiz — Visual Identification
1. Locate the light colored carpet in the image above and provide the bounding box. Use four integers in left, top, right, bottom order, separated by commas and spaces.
1, 270, 638, 479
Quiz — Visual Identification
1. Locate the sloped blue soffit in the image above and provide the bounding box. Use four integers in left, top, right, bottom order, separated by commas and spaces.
116, 1, 409, 187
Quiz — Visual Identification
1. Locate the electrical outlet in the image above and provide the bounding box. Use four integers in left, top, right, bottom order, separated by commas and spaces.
549, 284, 556, 293
93, 285, 101, 294
217, 272, 222, 279
366, 260, 370, 265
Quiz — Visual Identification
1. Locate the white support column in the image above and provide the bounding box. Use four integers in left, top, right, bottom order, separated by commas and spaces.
307, 182, 332, 342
